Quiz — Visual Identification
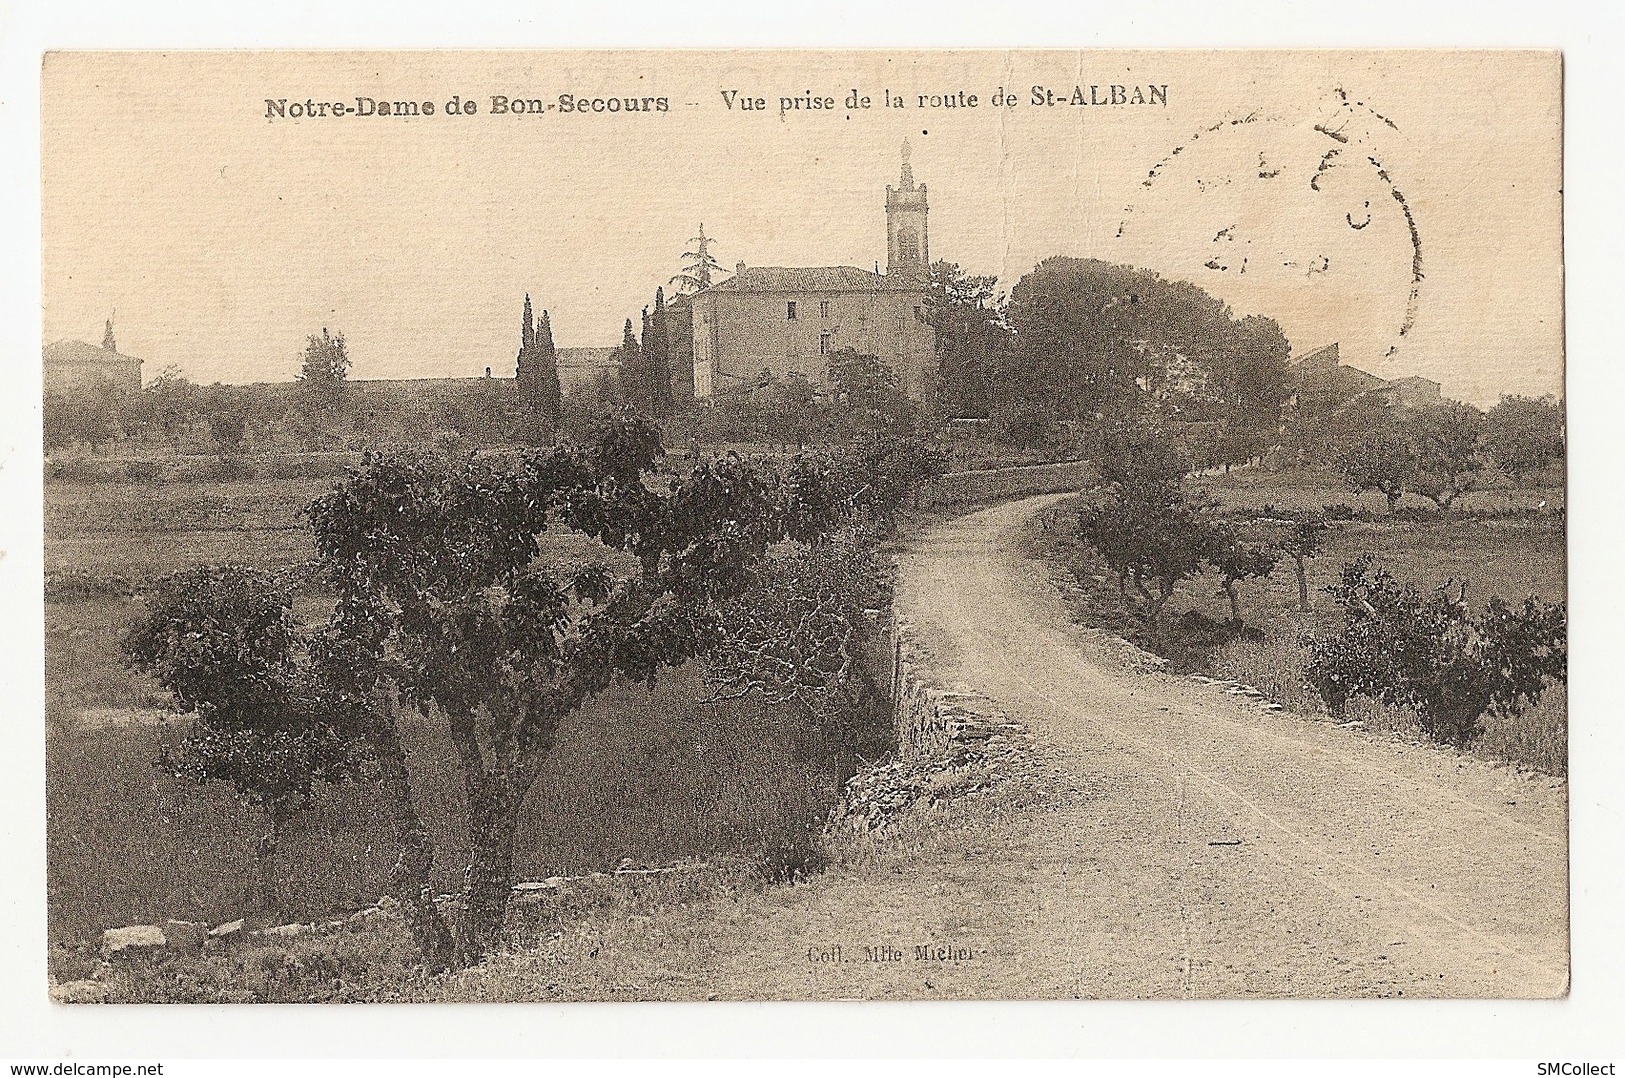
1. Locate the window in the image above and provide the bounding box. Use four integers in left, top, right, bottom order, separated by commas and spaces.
819, 333, 831, 356
819, 300, 830, 318
786, 301, 797, 320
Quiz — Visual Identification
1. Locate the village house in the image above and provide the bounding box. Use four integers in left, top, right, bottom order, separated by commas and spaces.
1291, 342, 1442, 413
690, 142, 937, 401
43, 320, 143, 395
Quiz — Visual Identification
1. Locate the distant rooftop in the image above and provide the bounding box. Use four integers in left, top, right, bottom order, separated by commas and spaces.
708, 265, 924, 294
44, 339, 143, 366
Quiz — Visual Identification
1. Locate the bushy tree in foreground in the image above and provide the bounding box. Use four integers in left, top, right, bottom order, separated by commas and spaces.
123, 566, 359, 911
1304, 557, 1567, 748
121, 413, 944, 969
306, 415, 852, 965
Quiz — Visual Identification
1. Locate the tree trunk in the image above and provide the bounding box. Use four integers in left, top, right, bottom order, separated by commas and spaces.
252, 826, 280, 914
1386, 489, 1402, 513
1224, 579, 1242, 627
456, 780, 524, 967
372, 726, 456, 971
1147, 581, 1173, 628
1294, 556, 1310, 612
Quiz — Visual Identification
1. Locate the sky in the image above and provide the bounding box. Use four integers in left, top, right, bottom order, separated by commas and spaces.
41, 49, 1563, 406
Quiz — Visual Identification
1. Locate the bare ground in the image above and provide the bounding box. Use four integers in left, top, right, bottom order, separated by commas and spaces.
440, 493, 1569, 1001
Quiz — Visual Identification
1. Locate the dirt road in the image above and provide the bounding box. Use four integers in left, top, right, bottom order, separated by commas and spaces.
452, 493, 1569, 1001
888, 493, 1568, 999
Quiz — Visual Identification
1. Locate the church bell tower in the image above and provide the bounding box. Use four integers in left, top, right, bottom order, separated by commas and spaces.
885, 139, 929, 275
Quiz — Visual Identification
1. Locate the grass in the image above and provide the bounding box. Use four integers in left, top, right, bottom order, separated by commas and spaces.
1030, 468, 1568, 775
47, 670, 843, 972
44, 472, 870, 980
44, 476, 327, 576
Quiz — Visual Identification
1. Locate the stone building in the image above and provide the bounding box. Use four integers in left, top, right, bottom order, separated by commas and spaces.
1291, 342, 1442, 413
690, 142, 937, 400
43, 320, 143, 395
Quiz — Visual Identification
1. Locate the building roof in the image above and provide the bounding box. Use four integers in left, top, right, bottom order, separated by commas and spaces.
44, 339, 143, 367
1290, 342, 1340, 372
707, 265, 925, 294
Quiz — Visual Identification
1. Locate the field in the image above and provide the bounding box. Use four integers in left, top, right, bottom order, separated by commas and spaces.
1029, 468, 1568, 774
44, 472, 859, 977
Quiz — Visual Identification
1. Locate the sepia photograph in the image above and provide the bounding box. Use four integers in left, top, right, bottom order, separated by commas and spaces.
36, 48, 1570, 1006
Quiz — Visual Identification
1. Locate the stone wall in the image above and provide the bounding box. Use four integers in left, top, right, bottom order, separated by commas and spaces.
918, 459, 1096, 510
886, 619, 1012, 761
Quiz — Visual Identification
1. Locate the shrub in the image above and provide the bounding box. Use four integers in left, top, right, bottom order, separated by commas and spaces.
1211, 628, 1321, 712
1303, 557, 1566, 748
991, 402, 1052, 450
702, 525, 893, 787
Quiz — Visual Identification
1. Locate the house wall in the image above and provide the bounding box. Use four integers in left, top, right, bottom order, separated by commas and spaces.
692, 287, 934, 399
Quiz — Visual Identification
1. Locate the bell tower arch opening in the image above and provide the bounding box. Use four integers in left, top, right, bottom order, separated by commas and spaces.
885, 138, 929, 275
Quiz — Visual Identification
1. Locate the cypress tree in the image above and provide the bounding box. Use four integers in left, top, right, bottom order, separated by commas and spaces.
618, 318, 642, 407
535, 310, 562, 425
639, 306, 653, 414
647, 287, 674, 418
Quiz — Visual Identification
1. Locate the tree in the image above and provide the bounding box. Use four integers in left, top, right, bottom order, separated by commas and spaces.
1077, 478, 1222, 628
1095, 420, 1191, 489
838, 431, 948, 529
43, 394, 75, 454
515, 296, 563, 428
305, 417, 850, 965
616, 317, 645, 410
208, 411, 247, 453
1207, 527, 1278, 627
825, 348, 916, 435
122, 566, 359, 911
1002, 257, 1291, 437
1277, 510, 1331, 612
644, 288, 675, 418
136, 366, 202, 449
298, 328, 351, 406
1214, 315, 1293, 440
1304, 557, 1567, 748
668, 223, 726, 295
1403, 400, 1486, 511
759, 373, 817, 449
60, 389, 125, 455
1482, 394, 1565, 483
1337, 429, 1415, 512
703, 524, 892, 787
925, 260, 1007, 417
